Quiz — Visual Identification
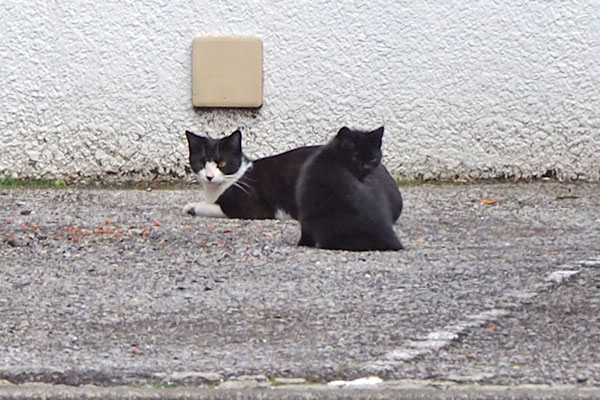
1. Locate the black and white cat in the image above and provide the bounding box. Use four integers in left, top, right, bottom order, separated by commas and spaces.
296, 126, 403, 251
183, 129, 319, 219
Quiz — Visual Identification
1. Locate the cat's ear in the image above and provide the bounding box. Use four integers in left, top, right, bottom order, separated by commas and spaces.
370, 126, 384, 147
229, 129, 242, 145
372, 126, 384, 140
222, 129, 242, 154
186, 130, 206, 151
337, 126, 351, 138
185, 130, 198, 142
336, 127, 355, 150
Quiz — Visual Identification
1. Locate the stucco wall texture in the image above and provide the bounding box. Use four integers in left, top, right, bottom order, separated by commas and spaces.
1, 1, 599, 181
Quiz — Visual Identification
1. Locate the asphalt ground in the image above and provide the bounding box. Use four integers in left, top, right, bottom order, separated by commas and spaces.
1, 182, 599, 398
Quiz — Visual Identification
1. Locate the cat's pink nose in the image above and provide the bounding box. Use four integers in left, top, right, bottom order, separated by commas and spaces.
206, 175, 213, 181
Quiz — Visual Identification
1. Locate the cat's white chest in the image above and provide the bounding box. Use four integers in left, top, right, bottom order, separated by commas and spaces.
202, 183, 227, 203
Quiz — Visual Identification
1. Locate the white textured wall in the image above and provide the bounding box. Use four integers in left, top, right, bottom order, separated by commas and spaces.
1, 0, 599, 181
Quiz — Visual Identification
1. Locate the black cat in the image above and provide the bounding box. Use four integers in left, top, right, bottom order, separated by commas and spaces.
184, 129, 319, 219
296, 126, 403, 251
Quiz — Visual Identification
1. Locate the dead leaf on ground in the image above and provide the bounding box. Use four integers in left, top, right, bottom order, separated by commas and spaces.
415, 237, 427, 245
480, 198, 499, 205
97, 226, 113, 234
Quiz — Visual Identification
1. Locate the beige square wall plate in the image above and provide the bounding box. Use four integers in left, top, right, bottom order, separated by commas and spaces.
192, 36, 263, 108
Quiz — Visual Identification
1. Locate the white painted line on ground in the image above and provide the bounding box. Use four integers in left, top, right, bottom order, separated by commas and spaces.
384, 348, 425, 361
545, 270, 581, 284
579, 257, 600, 268
363, 256, 599, 373
425, 331, 459, 341
363, 308, 510, 371
504, 290, 538, 300
328, 376, 383, 387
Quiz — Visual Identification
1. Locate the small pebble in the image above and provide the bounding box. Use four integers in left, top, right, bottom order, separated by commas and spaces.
6, 238, 24, 247
577, 375, 589, 383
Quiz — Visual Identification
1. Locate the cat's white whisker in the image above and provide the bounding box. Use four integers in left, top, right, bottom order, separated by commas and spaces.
232, 178, 253, 191
231, 181, 252, 195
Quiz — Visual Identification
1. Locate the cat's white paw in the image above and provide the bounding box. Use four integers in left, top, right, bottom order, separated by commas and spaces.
183, 202, 201, 216
183, 202, 227, 218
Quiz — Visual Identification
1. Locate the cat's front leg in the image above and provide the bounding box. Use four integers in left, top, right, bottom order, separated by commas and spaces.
183, 202, 227, 218
298, 228, 316, 247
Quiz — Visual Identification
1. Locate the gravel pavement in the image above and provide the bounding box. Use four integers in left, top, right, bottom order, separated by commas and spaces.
1, 182, 599, 398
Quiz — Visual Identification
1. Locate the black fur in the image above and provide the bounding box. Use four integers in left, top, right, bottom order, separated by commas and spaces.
296, 126, 403, 251
217, 146, 320, 219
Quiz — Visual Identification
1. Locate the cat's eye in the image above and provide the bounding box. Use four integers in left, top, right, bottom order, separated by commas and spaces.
218, 160, 228, 168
